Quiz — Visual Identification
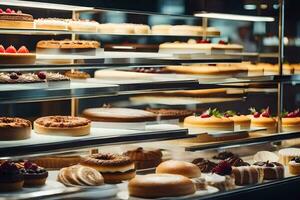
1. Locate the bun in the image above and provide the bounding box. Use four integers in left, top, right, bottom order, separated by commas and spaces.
156, 160, 201, 178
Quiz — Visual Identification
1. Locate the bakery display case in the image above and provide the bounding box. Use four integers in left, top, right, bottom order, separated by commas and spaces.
1, 0, 300, 199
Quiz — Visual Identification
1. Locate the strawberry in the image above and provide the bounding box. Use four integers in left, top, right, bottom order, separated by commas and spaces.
17, 46, 29, 53
11, 10, 15, 14
253, 112, 260, 118
0, 9, 3, 13
5, 45, 17, 53
5, 8, 12, 13
0, 45, 5, 53
200, 113, 210, 118
293, 109, 300, 117
218, 40, 228, 45
261, 107, 270, 117
286, 112, 295, 118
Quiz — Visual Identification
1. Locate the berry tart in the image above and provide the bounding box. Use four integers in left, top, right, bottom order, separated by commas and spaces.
0, 117, 31, 140
123, 147, 162, 169
224, 110, 251, 130
248, 107, 277, 134
281, 109, 300, 132
253, 161, 284, 180
0, 45, 36, 64
0, 8, 34, 29
184, 108, 234, 132
18, 161, 48, 187
0, 161, 24, 191
288, 157, 300, 175
34, 116, 91, 137
205, 161, 235, 191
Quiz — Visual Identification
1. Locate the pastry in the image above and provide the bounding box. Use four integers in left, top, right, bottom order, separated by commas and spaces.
156, 160, 201, 178
0, 161, 24, 191
98, 23, 150, 34
278, 148, 300, 165
192, 158, 217, 173
65, 70, 91, 79
253, 161, 284, 180
82, 107, 157, 122
34, 116, 91, 136
18, 161, 48, 187
184, 108, 234, 132
224, 111, 251, 130
134, 24, 151, 34
123, 147, 162, 169
281, 109, 300, 132
0, 45, 36, 64
57, 165, 104, 186
0, 72, 46, 84
30, 155, 82, 169
0, 117, 31, 140
206, 161, 235, 191
128, 173, 196, 198
151, 25, 172, 35
213, 151, 235, 160
0, 8, 34, 29
249, 107, 277, 134
36, 40, 100, 56
34, 18, 68, 30
43, 72, 70, 87
232, 166, 264, 185
169, 25, 202, 36
288, 157, 300, 175
225, 156, 250, 167
146, 108, 194, 121
80, 153, 136, 183
68, 20, 99, 32
253, 151, 279, 163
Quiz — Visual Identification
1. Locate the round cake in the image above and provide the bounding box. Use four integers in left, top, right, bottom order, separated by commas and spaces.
288, 157, 300, 175
146, 108, 194, 121
123, 147, 162, 169
253, 161, 284, 180
0, 8, 34, 29
151, 25, 172, 35
17, 161, 48, 187
232, 166, 264, 186
0, 117, 31, 140
278, 148, 300, 165
156, 160, 201, 178
228, 115, 251, 130
82, 107, 157, 122
65, 70, 91, 79
0, 161, 24, 191
281, 117, 300, 132
80, 153, 136, 183
249, 107, 277, 134
33, 116, 91, 136
128, 173, 196, 198
184, 115, 234, 132
34, 18, 68, 30
253, 151, 279, 163
0, 45, 36, 64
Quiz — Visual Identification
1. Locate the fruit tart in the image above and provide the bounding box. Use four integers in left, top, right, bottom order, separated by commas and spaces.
248, 107, 277, 134
223, 110, 251, 130
0, 45, 36, 64
0, 161, 24, 191
18, 161, 48, 187
281, 109, 300, 132
0, 8, 34, 29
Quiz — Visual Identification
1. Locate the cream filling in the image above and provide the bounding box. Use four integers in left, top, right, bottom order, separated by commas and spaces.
205, 173, 225, 183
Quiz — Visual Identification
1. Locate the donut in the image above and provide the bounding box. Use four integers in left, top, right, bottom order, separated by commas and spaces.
80, 153, 136, 183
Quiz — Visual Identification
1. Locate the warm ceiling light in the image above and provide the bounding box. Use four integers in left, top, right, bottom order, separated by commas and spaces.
244, 4, 257, 10
194, 12, 275, 22
0, 0, 93, 11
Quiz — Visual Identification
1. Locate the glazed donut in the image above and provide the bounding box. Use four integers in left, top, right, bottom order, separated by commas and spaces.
80, 153, 136, 183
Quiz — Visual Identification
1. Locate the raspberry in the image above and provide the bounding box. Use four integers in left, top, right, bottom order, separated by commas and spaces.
37, 72, 46, 79
212, 160, 232, 176
0, 9, 3, 13
5, 8, 12, 13
218, 40, 228, 45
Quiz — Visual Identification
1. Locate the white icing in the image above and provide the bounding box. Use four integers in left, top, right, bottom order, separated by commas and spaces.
205, 174, 225, 183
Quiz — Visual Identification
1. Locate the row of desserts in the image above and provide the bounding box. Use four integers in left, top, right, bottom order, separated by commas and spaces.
0, 7, 219, 35
2, 146, 300, 198
1, 106, 299, 141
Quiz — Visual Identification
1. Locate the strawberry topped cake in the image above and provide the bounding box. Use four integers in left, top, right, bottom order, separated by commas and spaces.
0, 45, 36, 64
184, 108, 234, 132
281, 109, 300, 132
248, 107, 277, 134
0, 8, 34, 29
223, 110, 251, 130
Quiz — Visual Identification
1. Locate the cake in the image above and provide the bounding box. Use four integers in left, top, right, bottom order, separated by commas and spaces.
156, 160, 201, 178
0, 72, 47, 85
123, 147, 162, 169
36, 40, 100, 56
192, 158, 217, 173
253, 161, 284, 180
249, 107, 277, 134
82, 107, 157, 122
169, 25, 202, 36
281, 109, 300, 132
232, 166, 264, 185
57, 165, 104, 186
80, 153, 136, 183
98, 23, 150, 34
146, 108, 194, 121
0, 161, 24, 191
34, 18, 68, 30
18, 161, 48, 187
278, 148, 300, 165
253, 151, 279, 163
42, 72, 70, 87
0, 117, 31, 140
0, 8, 34, 29
34, 116, 91, 136
288, 157, 300, 175
30, 155, 82, 169
68, 20, 99, 32
224, 111, 251, 130
151, 25, 172, 35
65, 70, 91, 79
0, 45, 36, 64
184, 108, 234, 132
128, 174, 196, 198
